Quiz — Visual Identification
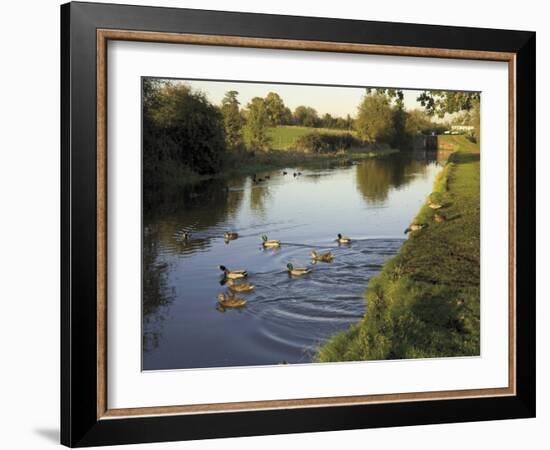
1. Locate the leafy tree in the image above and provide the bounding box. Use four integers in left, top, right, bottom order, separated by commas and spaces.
293, 105, 319, 127
322, 113, 336, 128
405, 109, 434, 136
144, 81, 226, 176
417, 91, 480, 118
245, 97, 271, 150
264, 92, 288, 126
355, 92, 394, 143
221, 90, 245, 151
469, 98, 480, 142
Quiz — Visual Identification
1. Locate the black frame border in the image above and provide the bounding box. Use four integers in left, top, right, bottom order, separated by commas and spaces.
61, 2, 536, 447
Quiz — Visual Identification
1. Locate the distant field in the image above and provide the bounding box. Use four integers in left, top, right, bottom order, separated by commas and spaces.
267, 126, 355, 150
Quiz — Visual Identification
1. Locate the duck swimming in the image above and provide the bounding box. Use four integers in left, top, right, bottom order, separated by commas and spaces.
219, 265, 248, 279
224, 231, 239, 241
227, 279, 255, 293
287, 263, 311, 277
261, 235, 281, 248
336, 233, 351, 244
311, 250, 335, 262
217, 292, 247, 308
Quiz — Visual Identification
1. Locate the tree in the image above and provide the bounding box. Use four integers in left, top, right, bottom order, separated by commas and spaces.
405, 109, 434, 136
355, 92, 394, 143
143, 81, 226, 177
245, 97, 271, 150
322, 113, 336, 128
469, 98, 480, 142
221, 90, 245, 151
293, 105, 319, 127
417, 91, 480, 118
264, 92, 288, 126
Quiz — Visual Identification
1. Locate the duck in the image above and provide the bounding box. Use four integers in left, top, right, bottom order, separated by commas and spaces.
227, 279, 255, 293
224, 231, 239, 241
265, 175, 271, 180
336, 233, 351, 244
261, 235, 281, 248
219, 265, 248, 279
287, 263, 311, 277
404, 223, 427, 234
217, 292, 247, 308
434, 213, 447, 223
282, 171, 288, 175
181, 232, 190, 241
311, 250, 335, 262
428, 202, 443, 209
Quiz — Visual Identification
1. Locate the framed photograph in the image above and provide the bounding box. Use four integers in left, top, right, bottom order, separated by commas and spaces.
61, 1, 536, 447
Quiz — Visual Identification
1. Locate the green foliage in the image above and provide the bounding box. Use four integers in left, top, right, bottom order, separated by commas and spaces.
143, 80, 226, 187
355, 92, 394, 143
293, 105, 319, 127
244, 97, 272, 150
293, 132, 359, 154
318, 136, 480, 362
405, 109, 435, 136
417, 90, 481, 118
221, 90, 245, 151
469, 98, 481, 142
264, 92, 289, 126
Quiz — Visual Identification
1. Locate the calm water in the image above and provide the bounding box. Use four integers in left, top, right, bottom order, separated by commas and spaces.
143, 153, 441, 370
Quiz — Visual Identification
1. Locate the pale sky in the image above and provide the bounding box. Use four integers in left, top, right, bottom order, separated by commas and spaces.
163, 78, 426, 118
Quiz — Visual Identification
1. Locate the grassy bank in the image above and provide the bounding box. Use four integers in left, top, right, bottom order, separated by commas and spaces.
158, 146, 397, 187
318, 136, 480, 361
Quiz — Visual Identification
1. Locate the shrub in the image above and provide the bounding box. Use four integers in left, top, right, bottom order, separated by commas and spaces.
293, 132, 359, 154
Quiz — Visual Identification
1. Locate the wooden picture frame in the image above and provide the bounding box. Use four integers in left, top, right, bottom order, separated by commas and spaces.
61, 1, 535, 446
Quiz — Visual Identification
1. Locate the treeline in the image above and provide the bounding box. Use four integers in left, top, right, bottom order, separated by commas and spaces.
143, 79, 480, 187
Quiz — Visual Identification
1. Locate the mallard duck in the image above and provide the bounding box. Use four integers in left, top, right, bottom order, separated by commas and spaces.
287, 263, 311, 277
434, 213, 447, 223
219, 265, 248, 279
224, 231, 239, 241
428, 202, 443, 209
311, 250, 335, 262
261, 235, 281, 248
227, 279, 255, 293
217, 293, 247, 308
336, 233, 351, 244
404, 224, 427, 234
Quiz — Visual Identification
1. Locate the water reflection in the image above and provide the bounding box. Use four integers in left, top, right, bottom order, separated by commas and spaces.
142, 152, 442, 369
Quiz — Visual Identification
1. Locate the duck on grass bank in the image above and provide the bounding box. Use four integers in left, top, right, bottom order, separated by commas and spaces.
311, 250, 335, 262
434, 213, 447, 223
287, 263, 311, 277
217, 293, 247, 308
262, 235, 281, 248
219, 265, 248, 279
227, 279, 255, 293
428, 202, 443, 210
336, 233, 351, 244
224, 231, 239, 241
404, 223, 427, 234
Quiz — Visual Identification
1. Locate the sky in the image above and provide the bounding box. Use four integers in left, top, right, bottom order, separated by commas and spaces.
161, 78, 426, 118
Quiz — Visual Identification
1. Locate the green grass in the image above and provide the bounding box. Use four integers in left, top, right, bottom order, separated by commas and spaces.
317, 135, 480, 361
267, 126, 355, 150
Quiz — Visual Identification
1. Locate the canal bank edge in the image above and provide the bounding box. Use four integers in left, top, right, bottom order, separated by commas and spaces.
317, 135, 481, 362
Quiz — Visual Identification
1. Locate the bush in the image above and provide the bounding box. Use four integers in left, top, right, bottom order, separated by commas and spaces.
293, 132, 359, 154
